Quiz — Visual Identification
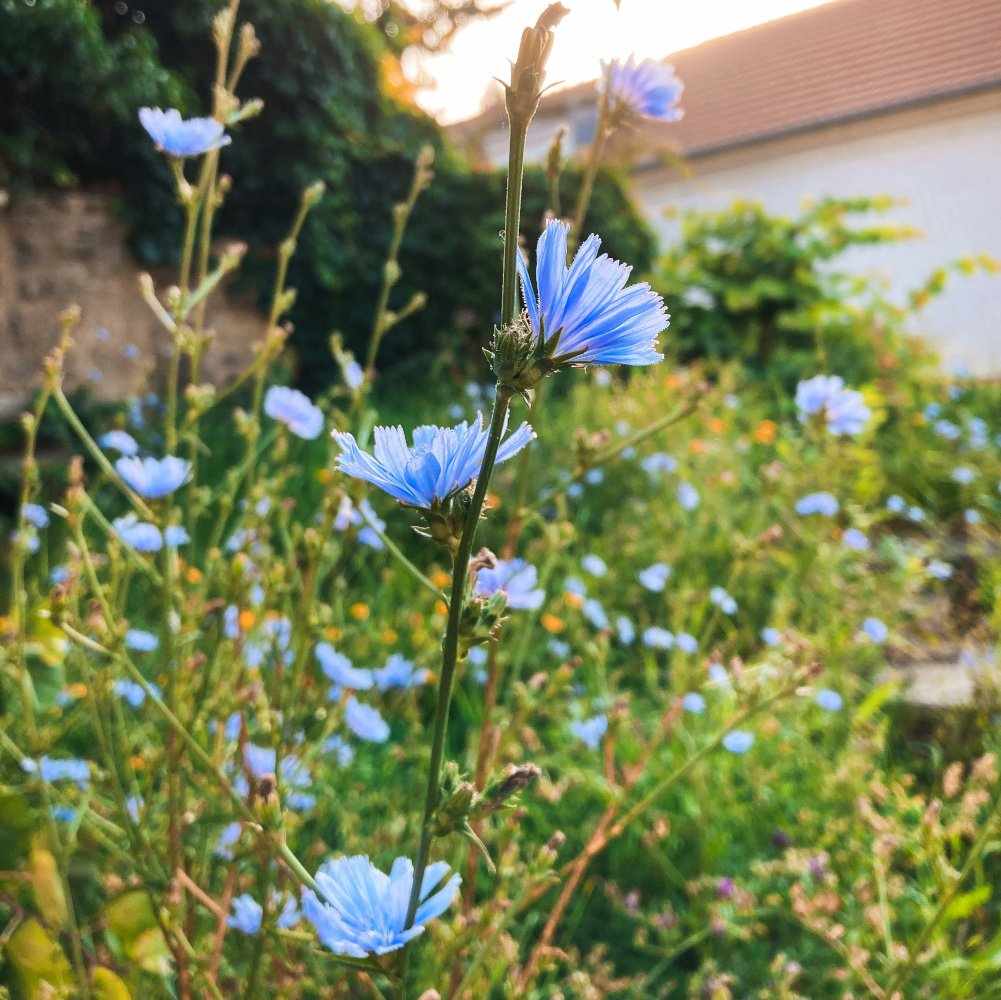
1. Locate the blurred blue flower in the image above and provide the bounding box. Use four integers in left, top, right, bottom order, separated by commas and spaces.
549, 638, 571, 658
709, 586, 738, 614
345, 697, 390, 743
814, 689, 843, 712
316, 643, 374, 692
373, 654, 429, 691
584, 468, 604, 485
616, 615, 635, 644
228, 895, 263, 936
677, 482, 700, 511
302, 855, 460, 958
571, 714, 608, 750
115, 455, 191, 499
863, 617, 888, 643
334, 415, 534, 509
214, 822, 242, 859
934, 419, 961, 441
795, 492, 839, 517
564, 576, 588, 597
885, 495, 906, 514
722, 730, 754, 754
139, 107, 231, 157
21, 503, 49, 528
23, 756, 90, 788
795, 375, 870, 435
682, 692, 706, 714
165, 525, 190, 546
324, 735, 355, 768
100, 430, 139, 455
474, 558, 545, 610
277, 895, 301, 929
951, 466, 976, 485
264, 386, 324, 440
112, 515, 163, 552
601, 55, 683, 121
842, 528, 869, 551
643, 626, 674, 650
517, 220, 667, 368
641, 452, 677, 478
582, 554, 607, 577
676, 632, 698, 654
343, 358, 365, 391
965, 509, 982, 525
115, 679, 161, 708
638, 562, 671, 592
223, 605, 240, 640
583, 598, 609, 630
760, 627, 781, 647
927, 559, 953, 580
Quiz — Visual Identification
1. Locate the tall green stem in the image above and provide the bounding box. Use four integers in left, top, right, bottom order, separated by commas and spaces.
568, 90, 611, 247
403, 388, 514, 935
500, 121, 529, 328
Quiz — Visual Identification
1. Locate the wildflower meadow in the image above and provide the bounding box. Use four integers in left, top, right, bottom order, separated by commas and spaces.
2, 2, 1001, 999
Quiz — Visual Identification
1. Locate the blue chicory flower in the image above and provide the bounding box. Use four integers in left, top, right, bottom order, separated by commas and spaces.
795, 492, 840, 517
114, 679, 160, 708
795, 375, 870, 435
842, 528, 870, 551
583, 598, 610, 630
139, 107, 231, 157
112, 515, 163, 552
115, 455, 191, 499
228, 895, 263, 936
571, 714, 608, 750
214, 822, 242, 859
676, 632, 698, 654
951, 466, 976, 485
760, 627, 781, 647
677, 482, 700, 511
814, 689, 844, 712
863, 617, 888, 643
517, 220, 668, 368
21, 503, 49, 528
302, 855, 460, 958
722, 730, 755, 754
616, 616, 636, 644
927, 559, 953, 580
709, 586, 738, 615
373, 654, 429, 691
474, 558, 545, 611
316, 643, 374, 692
333, 415, 534, 509
600, 55, 684, 122
682, 692, 706, 714
581, 554, 607, 577
165, 525, 190, 546
264, 386, 325, 440
99, 430, 139, 456
638, 562, 671, 592
23, 756, 90, 788
344, 697, 390, 743
324, 734, 356, 768
643, 626, 674, 650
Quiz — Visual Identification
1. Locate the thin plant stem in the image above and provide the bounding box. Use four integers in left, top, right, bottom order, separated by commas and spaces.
568, 88, 611, 246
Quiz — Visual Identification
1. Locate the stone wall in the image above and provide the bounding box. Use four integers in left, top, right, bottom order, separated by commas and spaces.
0, 190, 263, 420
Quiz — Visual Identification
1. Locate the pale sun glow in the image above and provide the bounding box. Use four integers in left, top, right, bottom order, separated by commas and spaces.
416, 0, 837, 123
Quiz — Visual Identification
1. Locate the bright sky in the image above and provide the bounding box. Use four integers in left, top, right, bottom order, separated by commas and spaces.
416, 0, 836, 122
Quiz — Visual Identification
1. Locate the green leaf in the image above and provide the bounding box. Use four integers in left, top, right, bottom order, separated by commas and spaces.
942, 885, 992, 924
5, 918, 74, 998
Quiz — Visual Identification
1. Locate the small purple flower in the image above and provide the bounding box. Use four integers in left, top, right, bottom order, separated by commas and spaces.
139, 107, 231, 157
264, 386, 324, 440
474, 558, 545, 611
115, 456, 191, 499
716, 876, 736, 900
600, 55, 684, 122
571, 714, 608, 750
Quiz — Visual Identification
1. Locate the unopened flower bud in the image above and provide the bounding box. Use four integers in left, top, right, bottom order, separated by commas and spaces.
505, 4, 569, 126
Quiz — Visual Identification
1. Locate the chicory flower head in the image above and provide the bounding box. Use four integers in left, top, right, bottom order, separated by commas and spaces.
112, 515, 163, 553
333, 415, 534, 510
795, 492, 840, 517
473, 558, 545, 611
99, 430, 139, 456
795, 375, 870, 436
600, 56, 684, 122
139, 107, 231, 158
115, 456, 191, 499
570, 714, 608, 750
373, 654, 429, 691
228, 895, 263, 936
344, 697, 390, 743
496, 220, 667, 388
264, 386, 324, 440
316, 643, 374, 691
302, 855, 460, 958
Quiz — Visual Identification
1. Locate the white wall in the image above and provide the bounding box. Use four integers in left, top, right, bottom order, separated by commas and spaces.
632, 95, 1001, 374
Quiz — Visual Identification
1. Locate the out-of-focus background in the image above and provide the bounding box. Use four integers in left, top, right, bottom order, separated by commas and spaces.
1, 0, 999, 420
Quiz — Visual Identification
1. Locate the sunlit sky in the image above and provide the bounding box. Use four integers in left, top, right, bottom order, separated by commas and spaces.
415, 0, 836, 123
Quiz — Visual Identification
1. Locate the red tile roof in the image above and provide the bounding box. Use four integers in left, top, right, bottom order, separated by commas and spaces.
454, 0, 1001, 158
